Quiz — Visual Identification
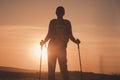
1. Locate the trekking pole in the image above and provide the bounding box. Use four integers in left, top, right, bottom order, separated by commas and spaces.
77, 43, 83, 80
39, 45, 43, 80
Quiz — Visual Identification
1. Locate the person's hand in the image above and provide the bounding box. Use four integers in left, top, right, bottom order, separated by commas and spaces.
40, 40, 44, 46
76, 39, 80, 44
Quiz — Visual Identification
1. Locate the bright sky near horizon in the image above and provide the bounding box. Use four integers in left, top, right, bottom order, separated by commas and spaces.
0, 0, 120, 74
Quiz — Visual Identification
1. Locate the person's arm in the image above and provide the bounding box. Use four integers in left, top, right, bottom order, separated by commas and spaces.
40, 20, 54, 45
67, 21, 80, 44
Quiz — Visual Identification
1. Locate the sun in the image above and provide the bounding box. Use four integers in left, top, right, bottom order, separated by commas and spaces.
34, 44, 48, 62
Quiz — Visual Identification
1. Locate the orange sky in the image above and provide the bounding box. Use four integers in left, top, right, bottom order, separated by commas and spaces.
0, 0, 120, 74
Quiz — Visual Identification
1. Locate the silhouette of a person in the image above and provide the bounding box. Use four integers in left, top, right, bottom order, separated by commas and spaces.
40, 6, 80, 80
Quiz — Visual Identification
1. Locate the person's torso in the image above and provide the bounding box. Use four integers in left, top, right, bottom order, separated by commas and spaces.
49, 19, 69, 48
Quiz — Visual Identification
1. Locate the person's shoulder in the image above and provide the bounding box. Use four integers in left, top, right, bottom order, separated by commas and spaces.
63, 19, 71, 24
49, 19, 57, 26
50, 19, 57, 23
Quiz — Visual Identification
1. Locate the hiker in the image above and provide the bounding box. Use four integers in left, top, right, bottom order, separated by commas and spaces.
40, 6, 80, 80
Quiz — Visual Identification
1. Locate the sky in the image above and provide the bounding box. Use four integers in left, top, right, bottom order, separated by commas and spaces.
0, 0, 120, 74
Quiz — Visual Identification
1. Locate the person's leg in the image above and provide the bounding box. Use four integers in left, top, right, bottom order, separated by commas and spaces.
58, 49, 69, 80
48, 50, 57, 80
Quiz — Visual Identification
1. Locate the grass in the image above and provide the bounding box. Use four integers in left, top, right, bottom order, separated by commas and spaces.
0, 71, 120, 80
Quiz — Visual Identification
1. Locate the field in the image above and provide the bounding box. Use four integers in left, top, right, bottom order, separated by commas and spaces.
0, 70, 120, 80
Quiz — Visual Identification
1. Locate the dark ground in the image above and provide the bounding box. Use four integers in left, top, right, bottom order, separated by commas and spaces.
0, 70, 120, 80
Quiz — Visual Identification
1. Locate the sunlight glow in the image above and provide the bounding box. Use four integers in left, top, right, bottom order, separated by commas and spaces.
34, 44, 48, 62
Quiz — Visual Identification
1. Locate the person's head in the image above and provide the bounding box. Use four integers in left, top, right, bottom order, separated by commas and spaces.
56, 6, 65, 18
